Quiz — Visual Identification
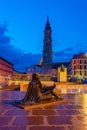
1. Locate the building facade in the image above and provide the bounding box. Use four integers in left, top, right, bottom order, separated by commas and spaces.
26, 65, 42, 79
0, 57, 13, 85
68, 53, 87, 79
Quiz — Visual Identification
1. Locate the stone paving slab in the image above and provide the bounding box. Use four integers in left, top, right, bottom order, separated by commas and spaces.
0, 90, 87, 130
13, 99, 70, 110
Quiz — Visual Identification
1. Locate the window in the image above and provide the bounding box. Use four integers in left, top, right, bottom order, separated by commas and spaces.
74, 66, 76, 70
84, 71, 86, 76
80, 65, 82, 69
74, 70, 76, 74
80, 71, 82, 75
84, 65, 86, 69
74, 60, 76, 64
80, 60, 82, 64
84, 60, 87, 64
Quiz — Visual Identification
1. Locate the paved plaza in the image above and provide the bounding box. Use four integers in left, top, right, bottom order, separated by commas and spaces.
0, 89, 87, 130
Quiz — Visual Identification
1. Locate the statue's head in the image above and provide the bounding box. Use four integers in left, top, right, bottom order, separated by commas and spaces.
32, 73, 40, 80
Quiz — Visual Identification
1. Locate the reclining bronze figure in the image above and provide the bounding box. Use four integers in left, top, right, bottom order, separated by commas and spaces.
15, 73, 63, 105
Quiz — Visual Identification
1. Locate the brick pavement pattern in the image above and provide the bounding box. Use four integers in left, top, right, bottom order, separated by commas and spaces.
0, 90, 87, 130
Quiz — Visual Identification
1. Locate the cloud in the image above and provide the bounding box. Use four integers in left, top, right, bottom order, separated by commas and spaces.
53, 46, 76, 62
0, 23, 12, 44
0, 22, 42, 72
53, 42, 87, 63
74, 43, 87, 53
65, 47, 74, 52
0, 22, 87, 72
13, 53, 42, 72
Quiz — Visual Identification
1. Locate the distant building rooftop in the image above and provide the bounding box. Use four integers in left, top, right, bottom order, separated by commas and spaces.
52, 62, 70, 69
0, 57, 13, 65
73, 53, 87, 59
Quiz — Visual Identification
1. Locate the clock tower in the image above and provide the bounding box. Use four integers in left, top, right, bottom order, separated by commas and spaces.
43, 17, 52, 66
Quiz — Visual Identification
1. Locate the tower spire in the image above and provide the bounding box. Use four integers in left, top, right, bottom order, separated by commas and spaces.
43, 17, 52, 65
45, 16, 51, 30
46, 16, 50, 24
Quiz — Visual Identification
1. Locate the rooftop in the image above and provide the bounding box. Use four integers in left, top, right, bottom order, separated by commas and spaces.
73, 53, 87, 59
0, 57, 13, 65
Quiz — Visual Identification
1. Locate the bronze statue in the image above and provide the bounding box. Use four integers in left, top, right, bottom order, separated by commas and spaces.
15, 73, 63, 105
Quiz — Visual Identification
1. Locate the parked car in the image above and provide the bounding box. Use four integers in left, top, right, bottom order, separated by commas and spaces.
82, 80, 87, 84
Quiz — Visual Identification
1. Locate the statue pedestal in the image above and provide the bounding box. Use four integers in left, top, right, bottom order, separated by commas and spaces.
13, 99, 70, 110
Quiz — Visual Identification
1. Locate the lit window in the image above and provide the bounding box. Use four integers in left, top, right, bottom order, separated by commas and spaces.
80, 71, 82, 75
74, 60, 76, 64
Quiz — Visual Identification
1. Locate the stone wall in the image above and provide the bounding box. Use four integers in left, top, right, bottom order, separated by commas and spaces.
9, 80, 87, 94
9, 80, 55, 91
56, 84, 87, 94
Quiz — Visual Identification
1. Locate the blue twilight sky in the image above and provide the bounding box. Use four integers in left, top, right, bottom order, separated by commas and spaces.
0, 0, 87, 72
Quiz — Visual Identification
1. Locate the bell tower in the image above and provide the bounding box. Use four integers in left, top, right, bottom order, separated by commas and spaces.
43, 17, 52, 65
